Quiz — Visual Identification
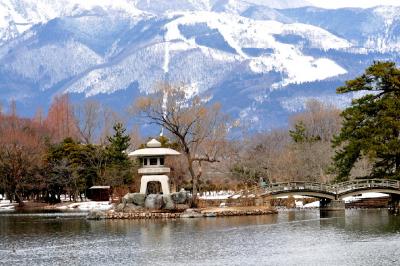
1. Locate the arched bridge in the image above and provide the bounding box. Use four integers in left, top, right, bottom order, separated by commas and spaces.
259, 179, 400, 200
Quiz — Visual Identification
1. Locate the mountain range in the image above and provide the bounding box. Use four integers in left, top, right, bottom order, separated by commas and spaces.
1, 0, 400, 130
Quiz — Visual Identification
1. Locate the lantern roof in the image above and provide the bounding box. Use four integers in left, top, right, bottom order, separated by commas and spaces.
128, 139, 180, 157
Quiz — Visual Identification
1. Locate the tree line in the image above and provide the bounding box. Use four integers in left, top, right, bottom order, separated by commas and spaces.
1, 61, 400, 205
0, 95, 135, 205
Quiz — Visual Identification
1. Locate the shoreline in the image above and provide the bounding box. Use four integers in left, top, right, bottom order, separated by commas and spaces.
2, 199, 391, 219
104, 206, 278, 220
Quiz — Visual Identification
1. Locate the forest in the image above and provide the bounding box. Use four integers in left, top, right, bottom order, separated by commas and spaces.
1, 61, 399, 205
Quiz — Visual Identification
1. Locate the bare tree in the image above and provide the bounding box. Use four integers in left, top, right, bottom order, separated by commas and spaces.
0, 102, 48, 205
100, 106, 122, 145
45, 94, 79, 142
75, 99, 101, 144
230, 101, 342, 186
290, 100, 341, 142
288, 100, 342, 182
133, 84, 229, 203
230, 130, 291, 185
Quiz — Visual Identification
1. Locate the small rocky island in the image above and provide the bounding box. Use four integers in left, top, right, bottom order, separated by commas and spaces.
88, 139, 276, 220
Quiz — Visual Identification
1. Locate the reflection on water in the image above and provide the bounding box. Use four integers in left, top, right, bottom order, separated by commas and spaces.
1, 210, 400, 265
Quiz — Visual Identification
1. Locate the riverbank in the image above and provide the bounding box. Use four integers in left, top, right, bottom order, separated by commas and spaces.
104, 206, 277, 219
0, 200, 113, 212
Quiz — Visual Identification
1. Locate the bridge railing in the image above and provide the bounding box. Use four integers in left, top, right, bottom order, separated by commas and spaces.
233, 179, 400, 198
265, 181, 336, 194
334, 179, 400, 194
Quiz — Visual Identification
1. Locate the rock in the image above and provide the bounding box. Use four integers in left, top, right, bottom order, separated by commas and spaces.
144, 194, 164, 209
115, 203, 125, 212
122, 193, 146, 207
181, 208, 203, 218
163, 195, 175, 210
175, 204, 190, 211
124, 203, 143, 212
181, 212, 203, 218
171, 189, 188, 204
204, 212, 217, 217
87, 211, 106, 220
184, 208, 198, 213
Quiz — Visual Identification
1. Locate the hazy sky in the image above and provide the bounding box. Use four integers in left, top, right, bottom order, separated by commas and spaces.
307, 0, 400, 8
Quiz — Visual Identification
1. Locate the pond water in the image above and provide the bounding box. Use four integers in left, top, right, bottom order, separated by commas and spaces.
1, 209, 400, 265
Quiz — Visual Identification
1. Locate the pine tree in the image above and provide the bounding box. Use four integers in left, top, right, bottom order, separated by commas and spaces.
332, 61, 400, 181
106, 122, 131, 165
105, 122, 134, 185
289, 121, 321, 143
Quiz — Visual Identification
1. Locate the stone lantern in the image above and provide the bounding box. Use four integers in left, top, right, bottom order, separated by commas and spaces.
128, 139, 180, 195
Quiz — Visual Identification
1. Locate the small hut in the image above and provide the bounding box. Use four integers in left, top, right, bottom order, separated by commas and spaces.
87, 186, 111, 201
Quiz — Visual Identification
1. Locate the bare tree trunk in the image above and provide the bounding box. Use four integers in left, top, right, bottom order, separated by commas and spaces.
14, 190, 25, 207
6, 191, 12, 203
186, 156, 198, 207
396, 154, 400, 174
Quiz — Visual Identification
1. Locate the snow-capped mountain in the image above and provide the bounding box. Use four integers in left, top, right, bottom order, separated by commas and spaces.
1, 0, 400, 130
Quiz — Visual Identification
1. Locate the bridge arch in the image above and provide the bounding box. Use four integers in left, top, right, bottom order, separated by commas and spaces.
339, 188, 400, 199
336, 179, 400, 200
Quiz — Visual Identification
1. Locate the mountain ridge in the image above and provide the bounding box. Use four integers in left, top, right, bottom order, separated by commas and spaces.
1, 0, 400, 129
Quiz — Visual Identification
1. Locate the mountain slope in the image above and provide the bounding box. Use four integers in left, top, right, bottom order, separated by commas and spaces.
0, 1, 400, 129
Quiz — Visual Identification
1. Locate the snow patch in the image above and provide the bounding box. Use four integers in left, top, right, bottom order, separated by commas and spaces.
0, 200, 17, 211
163, 11, 349, 87
280, 91, 372, 112
343, 192, 389, 203
0, 0, 146, 44
58, 201, 113, 211
163, 41, 170, 73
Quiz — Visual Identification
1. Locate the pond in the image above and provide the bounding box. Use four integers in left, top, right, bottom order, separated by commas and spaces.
1, 209, 400, 265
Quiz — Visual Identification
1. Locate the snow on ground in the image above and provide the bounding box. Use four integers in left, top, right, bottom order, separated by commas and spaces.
0, 0, 146, 44
199, 191, 235, 200
0, 198, 113, 212
0, 200, 17, 211
342, 192, 389, 203
163, 11, 349, 87
57, 201, 113, 211
308, 0, 400, 9
303, 200, 320, 208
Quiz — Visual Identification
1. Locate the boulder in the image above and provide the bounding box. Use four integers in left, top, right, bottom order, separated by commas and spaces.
171, 189, 188, 204
122, 193, 146, 207
124, 203, 143, 212
144, 194, 164, 210
163, 195, 175, 210
115, 203, 125, 212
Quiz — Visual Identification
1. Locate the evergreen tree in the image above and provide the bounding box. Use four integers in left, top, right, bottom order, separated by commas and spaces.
104, 122, 134, 185
46, 138, 91, 202
106, 122, 131, 165
289, 121, 321, 143
332, 61, 400, 181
